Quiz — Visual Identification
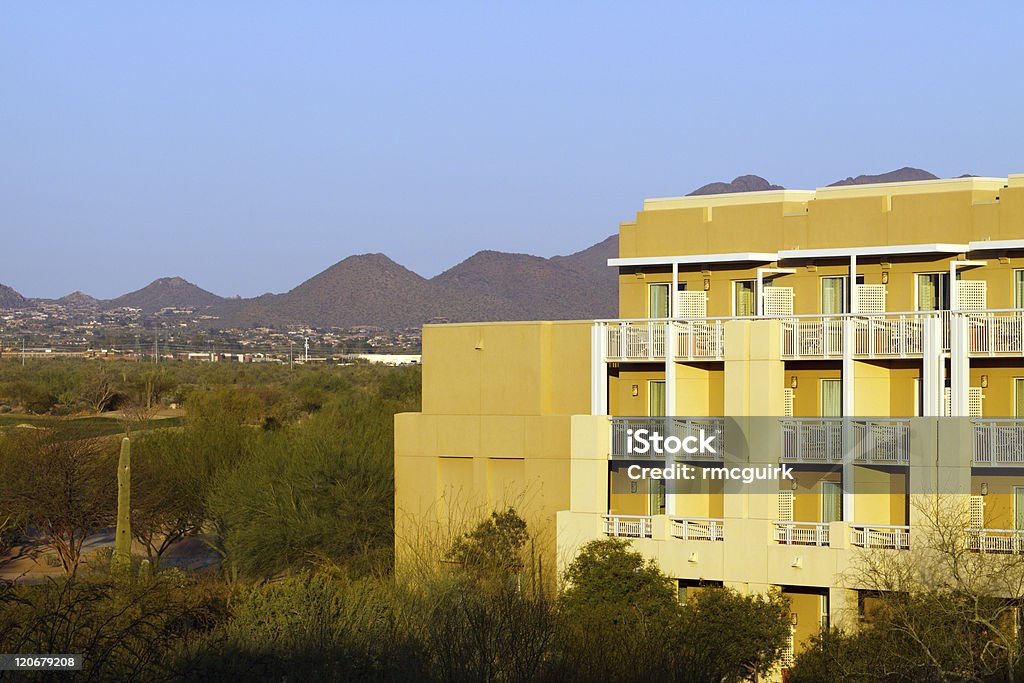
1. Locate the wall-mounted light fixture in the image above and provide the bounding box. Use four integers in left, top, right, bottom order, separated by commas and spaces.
881, 271, 889, 285
981, 375, 989, 389
791, 375, 799, 389
791, 479, 799, 491
631, 384, 639, 397
703, 278, 711, 291
981, 482, 989, 496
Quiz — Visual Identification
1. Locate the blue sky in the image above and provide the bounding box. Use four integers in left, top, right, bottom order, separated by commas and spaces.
2, 2, 1023, 298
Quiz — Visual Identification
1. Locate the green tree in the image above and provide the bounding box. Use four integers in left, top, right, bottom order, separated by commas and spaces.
0, 432, 117, 576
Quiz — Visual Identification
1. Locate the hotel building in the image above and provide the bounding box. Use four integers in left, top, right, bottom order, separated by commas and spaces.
395, 174, 1024, 665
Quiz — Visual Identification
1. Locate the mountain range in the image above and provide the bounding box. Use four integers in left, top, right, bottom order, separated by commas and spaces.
0, 168, 974, 328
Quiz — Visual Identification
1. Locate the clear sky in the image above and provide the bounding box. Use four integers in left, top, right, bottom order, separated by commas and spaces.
2, 2, 1023, 299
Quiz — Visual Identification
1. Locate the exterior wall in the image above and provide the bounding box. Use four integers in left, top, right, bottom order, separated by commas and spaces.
395, 321, 594, 577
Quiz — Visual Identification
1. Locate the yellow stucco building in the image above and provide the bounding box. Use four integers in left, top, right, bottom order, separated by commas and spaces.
395, 174, 1024, 667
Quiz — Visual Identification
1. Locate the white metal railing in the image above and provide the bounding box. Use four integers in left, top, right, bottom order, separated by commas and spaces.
605, 320, 666, 361
670, 517, 724, 541
610, 417, 724, 459
674, 319, 724, 360
972, 420, 1024, 466
781, 316, 844, 358
599, 319, 724, 361
781, 418, 844, 463
851, 314, 926, 357
853, 420, 910, 464
599, 309, 1024, 363
967, 528, 1024, 553
602, 515, 653, 538
774, 521, 830, 546
966, 311, 1024, 356
850, 524, 910, 549
781, 418, 909, 464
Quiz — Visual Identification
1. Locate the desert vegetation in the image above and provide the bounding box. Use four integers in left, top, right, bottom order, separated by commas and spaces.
0, 359, 796, 681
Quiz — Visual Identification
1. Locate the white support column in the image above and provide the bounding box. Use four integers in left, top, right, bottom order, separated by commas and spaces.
949, 313, 969, 416
664, 322, 676, 417
842, 317, 855, 521
591, 323, 608, 416
671, 262, 679, 318
922, 316, 943, 416
756, 270, 764, 316
849, 255, 858, 313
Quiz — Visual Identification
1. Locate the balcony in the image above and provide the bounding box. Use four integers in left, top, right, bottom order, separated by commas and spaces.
780, 418, 909, 465
780, 312, 935, 360
610, 417, 725, 459
670, 517, 724, 541
965, 311, 1024, 356
774, 521, 830, 546
850, 524, 910, 549
601, 319, 724, 362
967, 528, 1024, 553
972, 420, 1024, 466
602, 514, 652, 538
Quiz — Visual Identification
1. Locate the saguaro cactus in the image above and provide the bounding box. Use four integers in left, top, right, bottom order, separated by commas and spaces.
111, 436, 132, 575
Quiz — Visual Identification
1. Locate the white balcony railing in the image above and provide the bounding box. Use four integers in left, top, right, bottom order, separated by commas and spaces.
781, 418, 910, 464
781, 317, 844, 358
774, 521, 830, 546
850, 524, 910, 549
610, 417, 724, 459
605, 320, 666, 361
601, 319, 724, 362
781, 419, 844, 463
670, 517, 724, 541
853, 420, 910, 464
674, 319, 725, 360
967, 528, 1024, 553
965, 311, 1024, 356
972, 420, 1024, 466
602, 515, 653, 538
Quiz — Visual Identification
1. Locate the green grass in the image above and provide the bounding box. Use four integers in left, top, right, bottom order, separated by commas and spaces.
0, 414, 184, 439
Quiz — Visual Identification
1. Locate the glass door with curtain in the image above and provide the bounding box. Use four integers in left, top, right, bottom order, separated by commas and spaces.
822, 481, 843, 523
649, 283, 670, 318
649, 380, 667, 417
821, 276, 846, 315
650, 478, 666, 515
821, 379, 843, 417
916, 273, 951, 311
1016, 487, 1024, 531
1017, 379, 1024, 417
734, 280, 756, 316
1015, 271, 1024, 308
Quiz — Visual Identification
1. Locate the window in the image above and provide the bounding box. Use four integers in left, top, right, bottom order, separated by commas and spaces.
821, 275, 864, 314
821, 379, 842, 417
916, 273, 950, 311
649, 283, 670, 318
734, 280, 756, 316
650, 478, 666, 516
1015, 270, 1024, 308
822, 481, 843, 523
1016, 487, 1024, 531
821, 277, 845, 315
649, 380, 666, 417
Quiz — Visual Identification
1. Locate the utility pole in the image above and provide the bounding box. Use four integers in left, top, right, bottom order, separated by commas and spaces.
154, 332, 158, 364
304, 336, 309, 362
289, 339, 294, 369
22, 337, 26, 366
